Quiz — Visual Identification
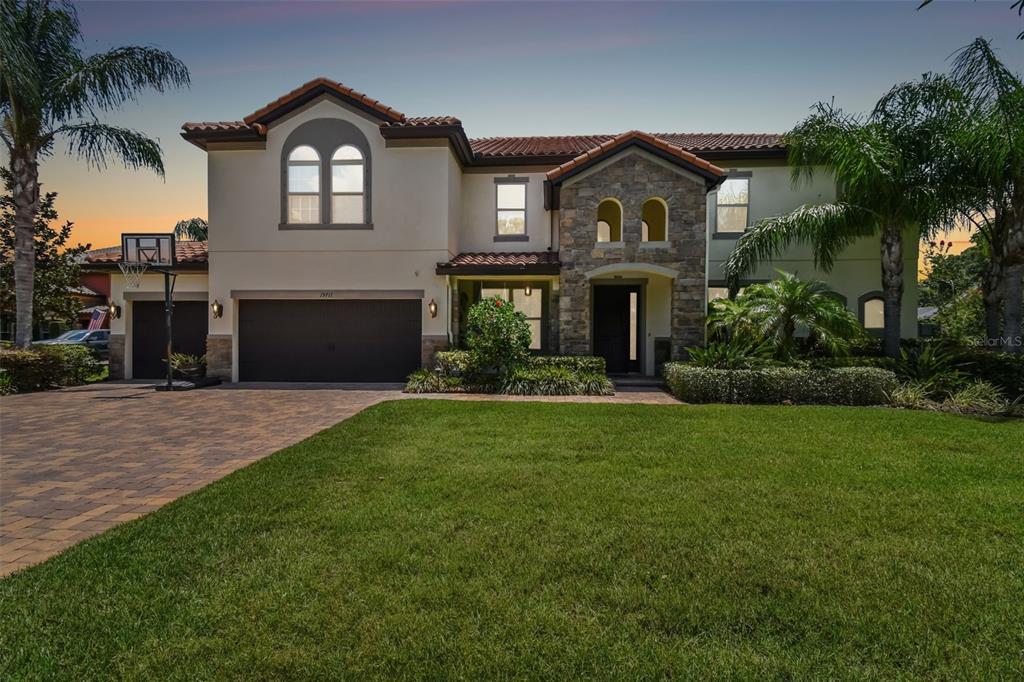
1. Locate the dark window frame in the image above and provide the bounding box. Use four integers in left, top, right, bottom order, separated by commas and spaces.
713, 170, 752, 240
494, 176, 529, 242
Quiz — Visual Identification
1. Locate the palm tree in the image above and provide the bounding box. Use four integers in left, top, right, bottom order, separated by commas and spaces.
723, 96, 942, 358
944, 38, 1024, 352
736, 271, 865, 361
1, 0, 189, 347
173, 217, 207, 241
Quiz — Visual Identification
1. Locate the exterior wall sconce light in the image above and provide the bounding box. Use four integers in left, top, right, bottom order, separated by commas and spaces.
427, 298, 438, 318
524, 285, 532, 297
211, 300, 223, 319
108, 301, 121, 319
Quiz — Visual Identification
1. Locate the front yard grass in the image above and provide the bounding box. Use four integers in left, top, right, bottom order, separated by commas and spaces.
2, 401, 1022, 679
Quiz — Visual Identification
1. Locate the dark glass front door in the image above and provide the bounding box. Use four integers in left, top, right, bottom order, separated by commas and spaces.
593, 285, 641, 374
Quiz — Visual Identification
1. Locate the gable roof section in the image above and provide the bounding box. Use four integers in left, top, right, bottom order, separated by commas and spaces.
471, 133, 783, 161
244, 77, 405, 127
546, 131, 725, 185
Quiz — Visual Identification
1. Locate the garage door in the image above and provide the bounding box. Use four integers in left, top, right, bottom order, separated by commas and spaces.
238, 299, 421, 382
132, 301, 209, 379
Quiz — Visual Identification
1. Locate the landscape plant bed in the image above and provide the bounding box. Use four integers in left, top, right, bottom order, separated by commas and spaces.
407, 351, 614, 396
1, 400, 1021, 678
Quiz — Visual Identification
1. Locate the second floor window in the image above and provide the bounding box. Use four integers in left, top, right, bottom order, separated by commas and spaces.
716, 177, 749, 234
287, 145, 320, 224
332, 145, 364, 223
496, 182, 526, 236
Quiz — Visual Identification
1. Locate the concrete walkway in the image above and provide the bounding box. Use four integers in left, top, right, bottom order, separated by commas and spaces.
1, 382, 676, 576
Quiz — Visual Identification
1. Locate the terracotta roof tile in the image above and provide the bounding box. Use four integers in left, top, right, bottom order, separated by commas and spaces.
545, 131, 725, 182
382, 116, 462, 127
85, 241, 208, 264
181, 121, 251, 133
437, 251, 560, 274
244, 77, 405, 125
470, 132, 783, 159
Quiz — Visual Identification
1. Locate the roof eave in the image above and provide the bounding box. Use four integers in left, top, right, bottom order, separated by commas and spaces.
435, 263, 561, 276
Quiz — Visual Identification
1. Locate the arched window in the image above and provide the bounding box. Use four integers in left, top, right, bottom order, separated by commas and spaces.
287, 145, 320, 224
859, 293, 885, 331
331, 144, 365, 224
642, 198, 667, 241
596, 199, 622, 243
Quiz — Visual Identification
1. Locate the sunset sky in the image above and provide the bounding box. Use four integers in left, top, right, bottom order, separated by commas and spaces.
14, 0, 1024, 249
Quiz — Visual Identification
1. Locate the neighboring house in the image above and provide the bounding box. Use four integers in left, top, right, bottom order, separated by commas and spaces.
84, 78, 918, 381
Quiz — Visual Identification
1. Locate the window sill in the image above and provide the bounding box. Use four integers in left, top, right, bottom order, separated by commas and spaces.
279, 223, 374, 231
494, 234, 529, 242
712, 232, 745, 240
639, 241, 671, 248
594, 241, 624, 248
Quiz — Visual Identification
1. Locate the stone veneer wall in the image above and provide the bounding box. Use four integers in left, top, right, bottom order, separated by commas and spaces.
206, 335, 232, 380
557, 151, 708, 360
108, 334, 125, 379
421, 335, 449, 368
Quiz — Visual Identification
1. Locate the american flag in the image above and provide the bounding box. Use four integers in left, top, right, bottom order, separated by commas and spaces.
87, 308, 107, 331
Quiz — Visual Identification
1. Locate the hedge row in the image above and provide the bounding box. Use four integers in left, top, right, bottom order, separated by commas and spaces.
434, 350, 606, 376
406, 366, 614, 396
0, 345, 100, 394
953, 349, 1024, 401
663, 364, 898, 406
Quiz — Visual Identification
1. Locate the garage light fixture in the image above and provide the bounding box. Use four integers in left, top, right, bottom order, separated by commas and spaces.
524, 285, 532, 297
211, 300, 223, 319
108, 301, 121, 319
427, 298, 438, 318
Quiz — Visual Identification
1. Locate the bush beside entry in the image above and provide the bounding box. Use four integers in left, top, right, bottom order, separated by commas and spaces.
0, 345, 99, 393
406, 298, 614, 396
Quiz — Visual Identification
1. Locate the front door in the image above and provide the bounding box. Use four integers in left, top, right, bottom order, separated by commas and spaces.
593, 285, 641, 374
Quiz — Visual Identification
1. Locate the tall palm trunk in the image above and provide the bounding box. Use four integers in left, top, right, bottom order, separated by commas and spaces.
982, 261, 1005, 342
1003, 264, 1023, 353
880, 222, 904, 358
12, 146, 40, 348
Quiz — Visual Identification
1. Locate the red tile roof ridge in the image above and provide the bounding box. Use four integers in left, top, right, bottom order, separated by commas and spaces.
545, 131, 725, 181
243, 77, 405, 126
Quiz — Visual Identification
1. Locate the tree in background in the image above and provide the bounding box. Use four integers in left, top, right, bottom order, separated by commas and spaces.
173, 217, 207, 242
918, 237, 988, 308
0, 0, 189, 346
945, 38, 1024, 352
0, 170, 89, 331
918, 0, 1023, 41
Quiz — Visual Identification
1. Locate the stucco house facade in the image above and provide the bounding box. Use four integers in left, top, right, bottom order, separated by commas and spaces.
87, 78, 918, 381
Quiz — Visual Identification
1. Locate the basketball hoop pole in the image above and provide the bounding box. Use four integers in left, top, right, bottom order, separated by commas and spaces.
163, 269, 173, 391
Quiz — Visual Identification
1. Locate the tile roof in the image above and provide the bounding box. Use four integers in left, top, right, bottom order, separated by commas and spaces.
382, 116, 462, 128
244, 77, 405, 125
545, 131, 725, 182
84, 241, 209, 264
471, 132, 783, 159
436, 251, 561, 274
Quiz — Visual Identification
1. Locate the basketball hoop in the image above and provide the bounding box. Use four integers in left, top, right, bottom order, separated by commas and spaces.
118, 261, 149, 289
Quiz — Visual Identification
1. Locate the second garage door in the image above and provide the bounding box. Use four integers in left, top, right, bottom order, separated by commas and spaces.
132, 301, 209, 379
238, 299, 421, 382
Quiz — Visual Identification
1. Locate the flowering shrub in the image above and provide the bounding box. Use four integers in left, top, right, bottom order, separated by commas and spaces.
465, 296, 532, 375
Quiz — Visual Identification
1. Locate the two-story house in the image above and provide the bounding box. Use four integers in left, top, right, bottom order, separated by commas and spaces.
87, 78, 918, 382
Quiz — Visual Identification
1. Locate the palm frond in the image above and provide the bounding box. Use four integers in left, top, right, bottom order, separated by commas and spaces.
57, 122, 164, 174
722, 203, 878, 286
50, 45, 189, 121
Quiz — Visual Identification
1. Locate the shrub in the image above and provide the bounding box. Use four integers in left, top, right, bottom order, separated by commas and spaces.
465, 297, 532, 374
0, 371, 14, 395
528, 355, 606, 374
952, 350, 1024, 401
944, 381, 1007, 415
499, 366, 614, 396
663, 364, 897, 406
685, 338, 773, 369
888, 382, 933, 410
434, 350, 472, 377
412, 355, 613, 396
895, 343, 966, 399
0, 344, 99, 393
169, 353, 206, 380
803, 356, 897, 371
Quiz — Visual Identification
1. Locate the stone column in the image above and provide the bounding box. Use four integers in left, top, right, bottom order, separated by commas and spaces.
421, 335, 449, 368
206, 334, 232, 380
108, 334, 125, 379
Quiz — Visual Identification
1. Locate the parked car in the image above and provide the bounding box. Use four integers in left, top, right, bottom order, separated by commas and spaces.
34, 329, 110, 358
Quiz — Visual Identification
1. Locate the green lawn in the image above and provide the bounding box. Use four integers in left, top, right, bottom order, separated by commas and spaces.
2, 401, 1022, 679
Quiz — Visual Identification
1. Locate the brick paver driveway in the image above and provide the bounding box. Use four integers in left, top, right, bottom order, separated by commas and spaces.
0, 383, 400, 576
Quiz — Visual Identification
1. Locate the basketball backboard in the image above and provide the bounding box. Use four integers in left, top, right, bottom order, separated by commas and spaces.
121, 233, 175, 266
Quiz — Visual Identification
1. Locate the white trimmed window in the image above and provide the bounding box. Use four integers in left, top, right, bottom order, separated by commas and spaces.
331, 145, 364, 223
287, 145, 320, 224
716, 177, 749, 233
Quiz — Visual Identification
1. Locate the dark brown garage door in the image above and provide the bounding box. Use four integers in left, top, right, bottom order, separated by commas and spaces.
238, 299, 421, 382
132, 301, 209, 379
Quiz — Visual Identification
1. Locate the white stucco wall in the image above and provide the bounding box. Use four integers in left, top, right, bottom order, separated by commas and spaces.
459, 170, 552, 253
204, 97, 456, 371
